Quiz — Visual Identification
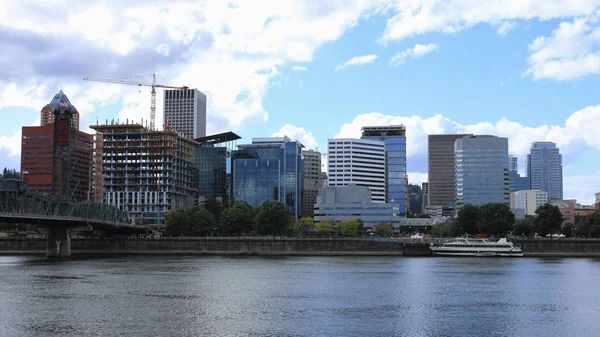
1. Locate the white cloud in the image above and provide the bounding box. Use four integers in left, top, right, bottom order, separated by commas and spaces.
407, 172, 428, 186
333, 104, 600, 204
524, 13, 600, 80
272, 124, 319, 150
496, 21, 516, 36
0, 129, 22, 158
335, 54, 377, 71
379, 0, 599, 42
0, 0, 374, 134
389, 43, 438, 66
154, 43, 170, 56
292, 66, 308, 71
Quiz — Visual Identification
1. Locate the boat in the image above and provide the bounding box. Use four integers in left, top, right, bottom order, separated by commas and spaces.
430, 237, 523, 257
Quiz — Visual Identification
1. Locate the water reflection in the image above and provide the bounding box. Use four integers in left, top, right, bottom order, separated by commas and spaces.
1, 256, 600, 336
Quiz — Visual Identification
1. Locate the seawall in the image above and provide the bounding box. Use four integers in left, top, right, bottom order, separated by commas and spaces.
0, 238, 431, 256
3, 238, 600, 257
514, 239, 600, 257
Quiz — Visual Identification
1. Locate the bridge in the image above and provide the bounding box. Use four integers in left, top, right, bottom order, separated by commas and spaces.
0, 179, 145, 257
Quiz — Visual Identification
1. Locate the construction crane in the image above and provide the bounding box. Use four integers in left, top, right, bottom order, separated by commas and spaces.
83, 74, 188, 130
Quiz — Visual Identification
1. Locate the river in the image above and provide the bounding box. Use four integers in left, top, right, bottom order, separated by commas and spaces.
1, 256, 599, 336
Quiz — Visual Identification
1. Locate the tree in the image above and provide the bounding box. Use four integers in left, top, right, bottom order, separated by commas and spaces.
513, 217, 535, 236
203, 199, 225, 222
219, 200, 254, 235
585, 210, 600, 238
375, 223, 393, 237
418, 213, 431, 218
478, 203, 515, 236
560, 222, 575, 237
339, 218, 362, 236
193, 208, 217, 236
534, 203, 563, 237
254, 200, 289, 235
314, 219, 334, 235
165, 208, 194, 236
455, 204, 480, 235
293, 217, 314, 235
432, 221, 460, 237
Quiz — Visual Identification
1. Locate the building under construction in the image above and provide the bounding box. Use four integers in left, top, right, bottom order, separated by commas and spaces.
90, 122, 197, 226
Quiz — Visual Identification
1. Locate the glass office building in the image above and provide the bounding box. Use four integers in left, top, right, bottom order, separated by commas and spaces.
193, 146, 227, 201
509, 170, 530, 193
455, 135, 510, 207
361, 125, 407, 217
232, 137, 304, 218
527, 142, 563, 200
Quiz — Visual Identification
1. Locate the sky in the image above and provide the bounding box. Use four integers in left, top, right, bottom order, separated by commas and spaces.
1, 0, 600, 204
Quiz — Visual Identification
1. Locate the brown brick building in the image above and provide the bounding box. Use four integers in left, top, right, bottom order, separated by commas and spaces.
21, 91, 92, 201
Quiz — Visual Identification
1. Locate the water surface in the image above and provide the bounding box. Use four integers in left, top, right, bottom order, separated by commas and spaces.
1, 256, 599, 336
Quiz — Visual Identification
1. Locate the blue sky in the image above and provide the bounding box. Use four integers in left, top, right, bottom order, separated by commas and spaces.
1, 1, 600, 204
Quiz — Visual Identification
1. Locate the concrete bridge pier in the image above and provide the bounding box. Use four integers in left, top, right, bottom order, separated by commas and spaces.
46, 228, 71, 258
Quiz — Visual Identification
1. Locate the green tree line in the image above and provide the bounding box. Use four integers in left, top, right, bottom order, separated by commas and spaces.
165, 200, 290, 237
431, 202, 585, 238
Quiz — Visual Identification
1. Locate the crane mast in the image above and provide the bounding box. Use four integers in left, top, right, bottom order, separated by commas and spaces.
83, 74, 188, 130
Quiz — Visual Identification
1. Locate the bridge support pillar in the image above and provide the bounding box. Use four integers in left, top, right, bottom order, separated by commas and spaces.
46, 228, 71, 258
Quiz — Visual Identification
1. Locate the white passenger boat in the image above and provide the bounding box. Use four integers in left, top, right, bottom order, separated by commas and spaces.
430, 237, 523, 257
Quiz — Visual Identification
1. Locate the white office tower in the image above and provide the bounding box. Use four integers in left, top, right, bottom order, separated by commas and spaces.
327, 138, 386, 203
164, 89, 207, 138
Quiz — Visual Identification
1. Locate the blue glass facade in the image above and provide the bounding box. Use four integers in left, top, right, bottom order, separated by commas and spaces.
361, 126, 407, 217
509, 171, 530, 193
193, 146, 228, 201
527, 142, 563, 200
455, 135, 510, 207
232, 137, 304, 218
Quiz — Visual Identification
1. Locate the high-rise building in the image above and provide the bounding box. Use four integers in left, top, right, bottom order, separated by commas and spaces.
302, 149, 322, 217
428, 134, 472, 214
314, 185, 400, 227
421, 182, 429, 214
164, 89, 206, 138
455, 135, 510, 207
232, 137, 304, 218
509, 154, 518, 172
193, 132, 241, 206
40, 90, 80, 131
90, 123, 197, 226
22, 91, 92, 201
527, 142, 563, 200
361, 125, 407, 216
327, 138, 386, 203
510, 190, 548, 219
509, 171, 530, 193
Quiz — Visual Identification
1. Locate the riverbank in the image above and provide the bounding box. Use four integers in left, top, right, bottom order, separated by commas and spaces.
2, 238, 600, 257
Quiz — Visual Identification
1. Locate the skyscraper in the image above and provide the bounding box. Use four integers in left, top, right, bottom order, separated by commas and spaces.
428, 134, 472, 214
22, 91, 92, 201
327, 138, 386, 203
302, 149, 322, 217
164, 89, 206, 138
527, 142, 563, 200
40, 90, 80, 131
509, 154, 518, 172
455, 135, 510, 207
232, 137, 304, 218
361, 125, 407, 216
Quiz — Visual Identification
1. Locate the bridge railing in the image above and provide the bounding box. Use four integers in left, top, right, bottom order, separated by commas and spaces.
0, 190, 130, 225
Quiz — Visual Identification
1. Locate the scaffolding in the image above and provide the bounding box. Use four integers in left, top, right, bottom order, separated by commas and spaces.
90, 122, 197, 226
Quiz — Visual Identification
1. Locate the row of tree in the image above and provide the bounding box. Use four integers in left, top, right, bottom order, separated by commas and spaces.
514, 208, 600, 238
433, 202, 565, 237
165, 200, 290, 237
1, 168, 20, 179
293, 217, 394, 237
